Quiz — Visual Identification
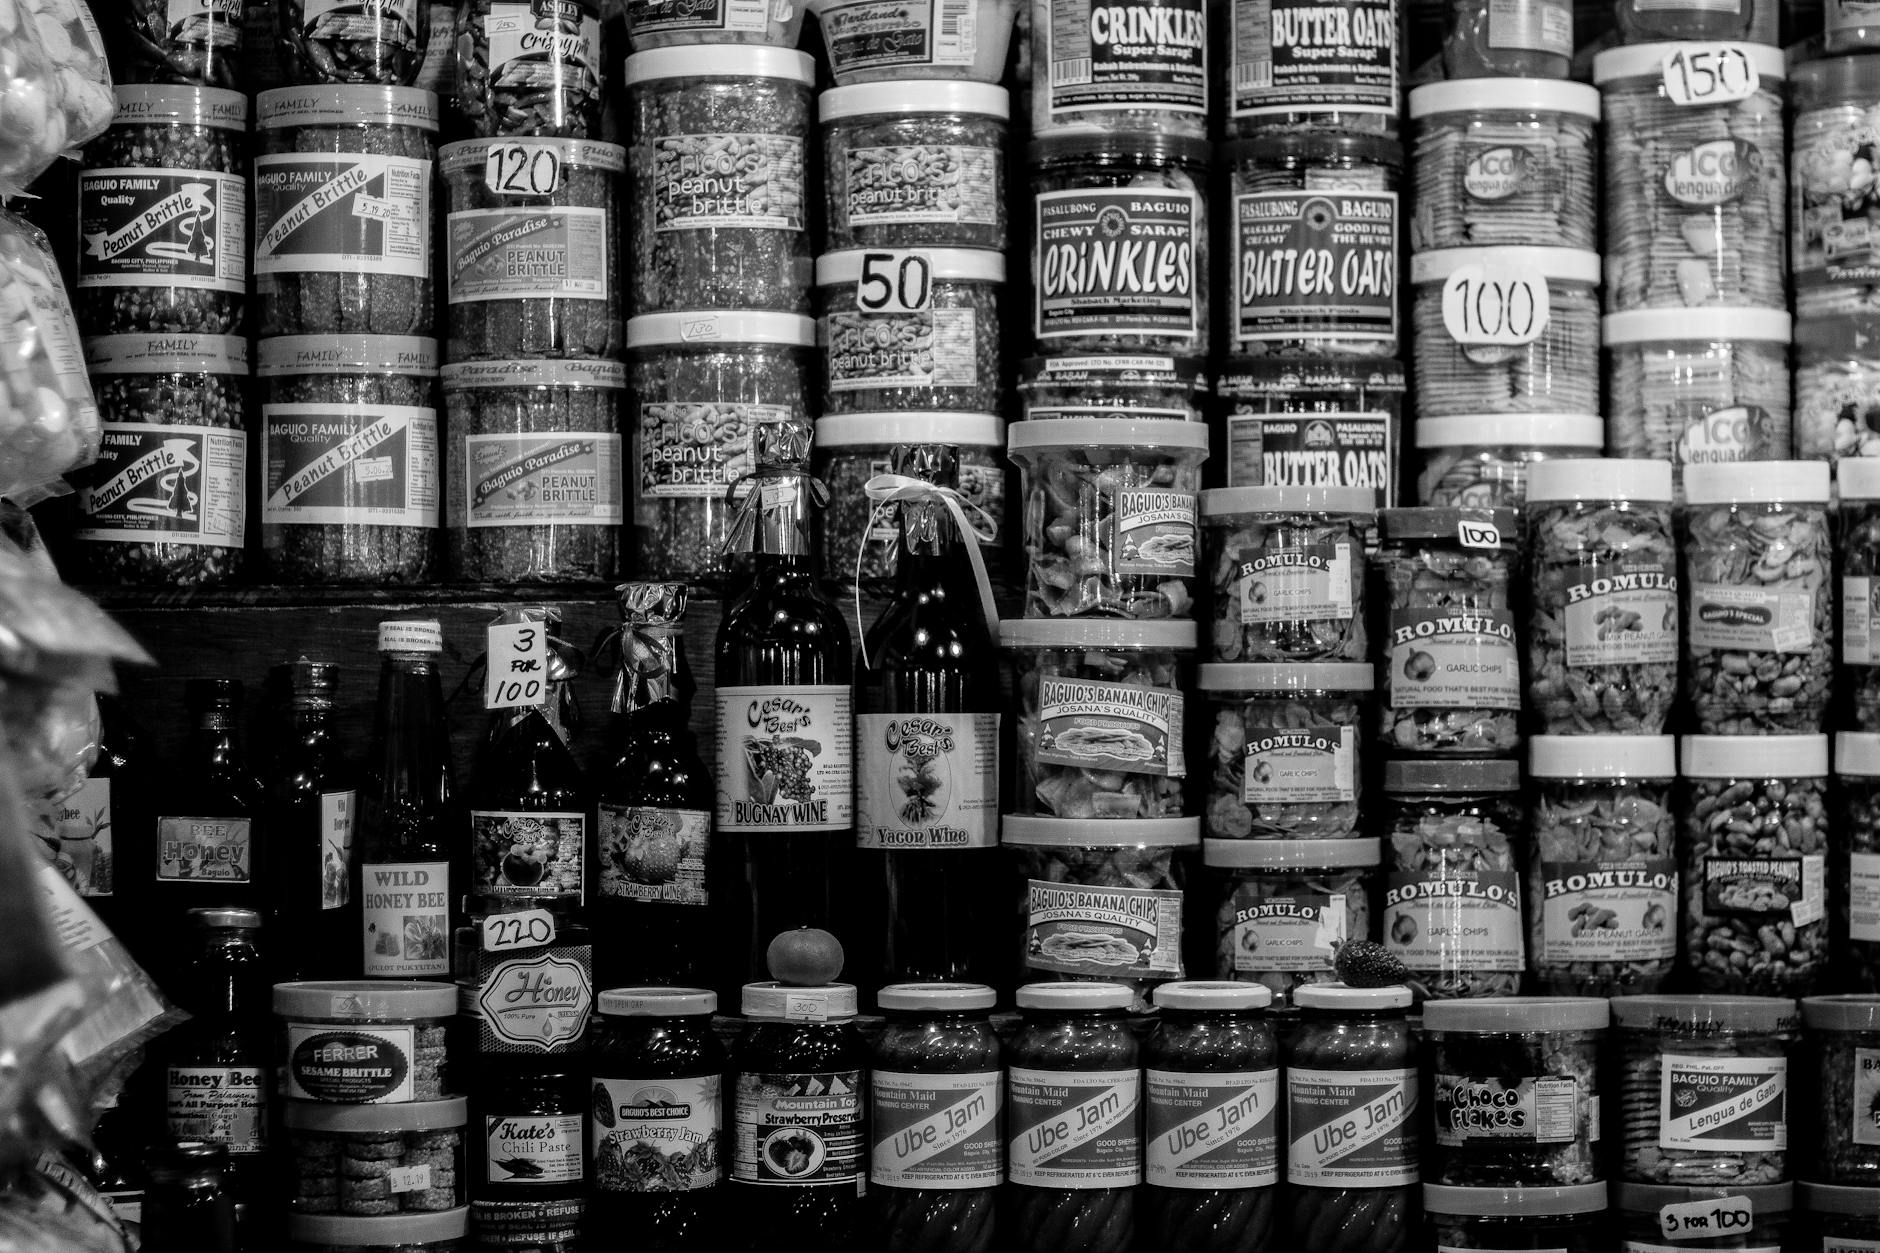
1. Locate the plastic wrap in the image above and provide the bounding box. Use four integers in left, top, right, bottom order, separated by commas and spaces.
0, 212, 100, 508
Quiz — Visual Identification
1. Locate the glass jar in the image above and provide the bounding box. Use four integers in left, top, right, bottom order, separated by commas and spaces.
1284, 983, 1418, 1253
1527, 735, 1679, 997
1206, 837, 1378, 1001
1374, 506, 1522, 756
820, 82, 1009, 250
624, 47, 815, 314
1006, 982, 1142, 1253
817, 247, 1004, 415
1800, 1180, 1880, 1250
1006, 814, 1197, 1011
470, 1067, 585, 1209
1801, 995, 1880, 1183
1222, 0, 1400, 138
870, 983, 1001, 1253
1795, 59, 1880, 320
285, 1098, 469, 1214
1682, 462, 1834, 735
274, 981, 459, 1104
1029, 134, 1209, 359
1198, 662, 1372, 841
1007, 420, 1208, 620
1423, 1183, 1608, 1252
1410, 246, 1600, 418
1201, 488, 1372, 664
1225, 134, 1402, 357
1022, 355, 1208, 424
1382, 758, 1527, 1001
1594, 43, 1787, 313
1213, 357, 1405, 499
625, 0, 812, 49
1005, 617, 1195, 820
1798, 315, 1880, 465
1029, 0, 1206, 139
1422, 997, 1607, 1186
454, 0, 602, 139
1611, 994, 1798, 1184
813, 0, 1018, 82
1143, 982, 1279, 1253
1837, 732, 1880, 991
1414, 413, 1603, 508
626, 309, 816, 587
452, 900, 593, 1058
1616, 1183, 1791, 1250
1524, 458, 1678, 734
468, 1196, 581, 1252
1441, 0, 1574, 77
287, 1209, 469, 1251
1845, 462, 1880, 730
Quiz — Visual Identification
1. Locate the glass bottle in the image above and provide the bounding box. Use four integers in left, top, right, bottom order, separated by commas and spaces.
154, 680, 267, 934
713, 424, 856, 984
856, 444, 1002, 988
472, 1068, 588, 1200
359, 619, 456, 980
263, 660, 355, 983
64, 695, 154, 968
140, 1141, 236, 1253
594, 582, 717, 990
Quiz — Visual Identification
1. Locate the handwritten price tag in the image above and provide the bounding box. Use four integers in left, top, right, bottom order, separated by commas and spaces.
485, 141, 564, 195
1457, 519, 1503, 549
1659, 1195, 1754, 1241
1440, 262, 1550, 347
485, 621, 549, 710
1661, 44, 1759, 106
481, 907, 558, 953
855, 250, 934, 314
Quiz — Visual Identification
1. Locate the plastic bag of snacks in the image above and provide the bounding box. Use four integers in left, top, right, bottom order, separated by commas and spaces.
0, 0, 115, 199
0, 211, 100, 507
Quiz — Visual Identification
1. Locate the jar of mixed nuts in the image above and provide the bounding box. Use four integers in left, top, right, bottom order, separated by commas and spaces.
1206, 837, 1377, 1002
1800, 996, 1880, 1183
1022, 356, 1208, 424
817, 247, 1004, 415
820, 82, 1009, 251
1212, 357, 1406, 498
1201, 488, 1372, 664
1836, 732, 1880, 992
1800, 1180, 1880, 1250
1029, 0, 1207, 138
1422, 1183, 1608, 1253
1414, 413, 1603, 509
1842, 460, 1880, 731
1618, 1183, 1791, 1251
1198, 662, 1372, 841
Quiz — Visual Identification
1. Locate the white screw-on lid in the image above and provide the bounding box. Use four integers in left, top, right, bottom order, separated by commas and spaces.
1801, 994, 1880, 1032
627, 311, 817, 349
1015, 982, 1135, 1011
1195, 662, 1374, 694
999, 617, 1197, 651
1837, 732, 1880, 778
1525, 458, 1672, 504
1422, 996, 1610, 1033
1203, 837, 1381, 869
1152, 981, 1274, 1012
1603, 308, 1793, 346
816, 412, 1003, 448
1840, 457, 1880, 501
1002, 815, 1200, 848
820, 81, 1010, 121
1530, 735, 1676, 780
1293, 982, 1412, 1011
1681, 734, 1829, 779
816, 248, 1005, 285
625, 45, 815, 85
1683, 460, 1831, 505
1423, 1183, 1608, 1218
741, 981, 859, 1020
1200, 486, 1377, 516
1409, 246, 1601, 286
1409, 77, 1601, 120
599, 986, 717, 1017
877, 982, 998, 1012
1593, 40, 1787, 86
1008, 416, 1211, 454
1415, 415, 1605, 448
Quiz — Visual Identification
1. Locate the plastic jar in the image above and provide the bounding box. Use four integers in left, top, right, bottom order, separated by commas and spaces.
1213, 357, 1406, 498
817, 247, 1004, 414
869, 983, 1001, 1253
624, 0, 810, 49
1839, 733, 1880, 992
1682, 462, 1834, 735
1410, 246, 1601, 418
1225, 134, 1403, 357
276, 0, 429, 85
1414, 413, 1603, 508
1206, 838, 1377, 1000
1615, 0, 1776, 38
454, 0, 602, 139
1006, 982, 1142, 1253
1006, 815, 1197, 1009
624, 48, 815, 315
1423, 997, 1607, 1186
1795, 60, 1880, 319
1222, 0, 1400, 138
1007, 419, 1209, 620
441, 358, 625, 583
1142, 982, 1279, 1252
453, 901, 592, 1056
1423, 1183, 1608, 1253
256, 334, 440, 586
1606, 309, 1794, 488
1441, 0, 1574, 76
1374, 506, 1522, 755
1800, 996, 1880, 1182
1681, 735, 1831, 996
286, 1099, 468, 1214
1524, 459, 1679, 735
76, 86, 248, 335
1198, 663, 1373, 840
813, 0, 1018, 82
1594, 43, 1787, 313
1612, 994, 1798, 1184
625, 309, 815, 586
1284, 984, 1419, 1253
1022, 355, 1207, 423
814, 412, 1004, 596
108, 0, 243, 89
1617, 1183, 1791, 1251
1030, 0, 1206, 138
1801, 1181, 1880, 1251
1527, 736, 1680, 997
1798, 316, 1880, 463
1382, 758, 1527, 1001
820, 83, 1008, 250
287, 1209, 469, 1252
1201, 488, 1372, 663
588, 988, 724, 1226
275, 981, 458, 1104
1408, 80, 1600, 252
253, 86, 438, 338
1029, 134, 1210, 359
1844, 462, 1880, 730
70, 332, 248, 589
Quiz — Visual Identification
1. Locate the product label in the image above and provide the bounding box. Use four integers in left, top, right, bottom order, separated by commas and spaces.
1432, 1073, 1578, 1145
1386, 604, 1521, 709
302, 0, 419, 43
630, 0, 769, 35
169, 0, 244, 35
1113, 488, 1198, 577
1385, 866, 1525, 972
1230, 0, 1397, 118
1488, 0, 1571, 49
286, 1024, 415, 1103
76, 423, 246, 546
79, 168, 246, 291
1046, 0, 1206, 116
1230, 886, 1346, 972
1241, 724, 1355, 807
714, 685, 854, 832
156, 816, 252, 882
485, 2, 601, 96
10, 247, 92, 425
1830, 0, 1880, 33
458, 432, 623, 527
1824, 1242, 1880, 1253
262, 404, 440, 528
1034, 677, 1185, 777
1663, 139, 1762, 207
1286, 1066, 1417, 1186
653, 133, 805, 231
462, 945, 593, 1052
596, 805, 709, 906
486, 1114, 584, 1185
855, 712, 998, 850
1224, 410, 1393, 494
1025, 879, 1184, 978
467, 1197, 585, 1243
1702, 854, 1826, 927
361, 860, 451, 978
1628, 1247, 1780, 1253
471, 811, 584, 900
1675, 405, 1779, 467
638, 403, 790, 499
1845, 575, 1880, 665
1237, 542, 1353, 624
1657, 1055, 1786, 1151
166, 1066, 266, 1153
870, 1070, 1002, 1189
1234, 191, 1398, 347
734, 1069, 865, 1188
1853, 851, 1880, 942
1537, 857, 1678, 963
1687, 587, 1813, 654
447, 207, 607, 303
253, 152, 431, 277
824, 0, 981, 69
1854, 1048, 1880, 1146
1008, 1066, 1141, 1187
847, 144, 998, 227
47, 777, 113, 898
825, 308, 979, 390
1035, 188, 1200, 341
1561, 558, 1680, 667
592, 1074, 721, 1192
1145, 1068, 1279, 1188
1463, 144, 1543, 202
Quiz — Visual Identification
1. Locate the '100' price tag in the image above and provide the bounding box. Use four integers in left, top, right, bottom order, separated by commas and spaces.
1660, 1196, 1754, 1241
1441, 261, 1550, 348
1661, 45, 1759, 106
486, 621, 549, 710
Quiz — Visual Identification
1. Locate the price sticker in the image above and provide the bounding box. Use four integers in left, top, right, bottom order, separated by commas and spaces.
485, 621, 549, 711
480, 906, 558, 952
1659, 1196, 1754, 1241
1661, 45, 1759, 106
1458, 518, 1503, 549
484, 141, 565, 195
386, 1165, 433, 1194
1440, 262, 1550, 348
855, 250, 934, 314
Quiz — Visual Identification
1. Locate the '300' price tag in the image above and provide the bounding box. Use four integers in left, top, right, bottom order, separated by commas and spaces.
1441, 261, 1550, 347
856, 250, 934, 314
1661, 44, 1759, 106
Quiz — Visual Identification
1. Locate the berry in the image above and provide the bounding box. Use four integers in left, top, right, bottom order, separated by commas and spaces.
1333, 939, 1409, 989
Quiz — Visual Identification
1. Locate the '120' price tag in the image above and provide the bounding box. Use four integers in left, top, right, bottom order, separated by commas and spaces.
1660, 1196, 1754, 1241
485, 141, 565, 195
1661, 44, 1759, 107
485, 621, 549, 710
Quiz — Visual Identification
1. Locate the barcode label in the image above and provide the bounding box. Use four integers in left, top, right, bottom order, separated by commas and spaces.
1236, 60, 1272, 88
936, 0, 974, 58
1053, 56, 1093, 83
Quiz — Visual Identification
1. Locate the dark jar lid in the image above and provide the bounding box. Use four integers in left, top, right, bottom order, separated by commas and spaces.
1221, 132, 1404, 172
1028, 130, 1210, 171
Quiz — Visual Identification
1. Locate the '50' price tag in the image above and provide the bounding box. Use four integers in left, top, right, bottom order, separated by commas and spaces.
485, 621, 549, 710
1661, 44, 1760, 106
856, 250, 934, 314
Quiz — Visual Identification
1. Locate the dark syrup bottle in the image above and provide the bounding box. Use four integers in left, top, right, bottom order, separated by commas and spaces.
153, 680, 267, 940
262, 660, 355, 982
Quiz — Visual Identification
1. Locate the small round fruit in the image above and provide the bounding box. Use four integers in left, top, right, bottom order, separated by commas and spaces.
766, 927, 844, 987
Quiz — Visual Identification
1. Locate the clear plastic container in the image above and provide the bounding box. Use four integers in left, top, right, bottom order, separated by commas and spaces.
1442, 0, 1576, 76
1414, 413, 1603, 508
1800, 1180, 1880, 1249
1794, 59, 1880, 319
1797, 315, 1880, 464
1825, 0, 1880, 50
1222, 0, 1401, 138
1201, 488, 1372, 663
817, 247, 1004, 414
1212, 357, 1406, 500
814, 0, 1018, 82
1030, 0, 1206, 138
454, 0, 603, 139
1616, 1183, 1791, 1250
1614, 0, 1776, 38
276, 0, 430, 85
624, 0, 810, 49
1843, 462, 1880, 730
1422, 1183, 1607, 1253
1800, 995, 1880, 1183
287, 1098, 468, 1214
1022, 355, 1207, 423
1198, 662, 1372, 840
274, 981, 458, 1104
820, 82, 1009, 250
1207, 837, 1377, 1001
1838, 733, 1880, 993
288, 1208, 469, 1251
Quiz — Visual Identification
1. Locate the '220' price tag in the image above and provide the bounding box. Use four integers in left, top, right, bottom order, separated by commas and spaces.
1659, 1196, 1755, 1241
855, 250, 934, 314
1440, 262, 1550, 348
480, 907, 558, 953
485, 621, 549, 710
484, 141, 565, 195
1661, 44, 1760, 106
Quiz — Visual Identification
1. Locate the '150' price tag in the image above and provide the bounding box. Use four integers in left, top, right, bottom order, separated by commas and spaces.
481, 907, 558, 952
1441, 261, 1550, 348
1661, 44, 1759, 106
485, 141, 565, 195
485, 621, 549, 710
856, 250, 934, 314
1660, 1196, 1754, 1241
